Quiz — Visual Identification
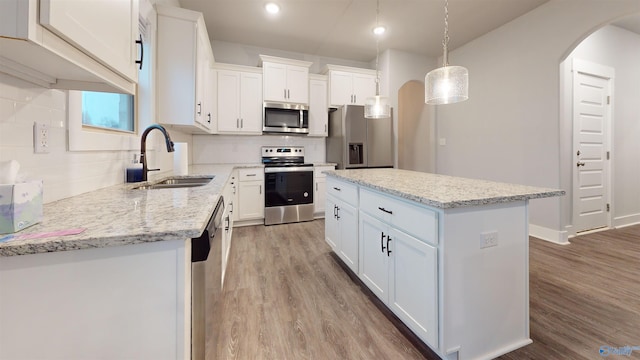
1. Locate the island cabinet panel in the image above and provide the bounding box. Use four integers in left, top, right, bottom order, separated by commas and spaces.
388, 226, 438, 348
325, 169, 563, 360
359, 206, 439, 349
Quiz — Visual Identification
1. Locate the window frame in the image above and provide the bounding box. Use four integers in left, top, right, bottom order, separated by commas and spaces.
68, 90, 139, 151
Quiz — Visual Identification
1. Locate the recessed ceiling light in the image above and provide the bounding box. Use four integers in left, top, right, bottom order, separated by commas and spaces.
265, 3, 280, 14
373, 25, 386, 35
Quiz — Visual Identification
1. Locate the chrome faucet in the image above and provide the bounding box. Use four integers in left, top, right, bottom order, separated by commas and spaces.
140, 124, 175, 181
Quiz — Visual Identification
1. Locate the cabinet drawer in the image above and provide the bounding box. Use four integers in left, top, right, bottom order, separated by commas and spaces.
360, 189, 438, 245
238, 168, 264, 181
326, 177, 358, 206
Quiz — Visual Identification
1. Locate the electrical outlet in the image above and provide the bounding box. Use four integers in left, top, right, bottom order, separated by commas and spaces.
480, 231, 498, 249
34, 122, 49, 154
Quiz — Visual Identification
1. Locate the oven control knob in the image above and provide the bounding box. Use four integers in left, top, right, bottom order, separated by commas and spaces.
304, 192, 308, 197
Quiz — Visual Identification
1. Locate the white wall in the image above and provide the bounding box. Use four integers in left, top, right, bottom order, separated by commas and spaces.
433, 0, 640, 240
380, 49, 437, 171
562, 25, 640, 229
0, 0, 189, 204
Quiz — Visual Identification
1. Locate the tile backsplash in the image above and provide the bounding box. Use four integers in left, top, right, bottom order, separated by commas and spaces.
0, 74, 186, 204
192, 134, 326, 164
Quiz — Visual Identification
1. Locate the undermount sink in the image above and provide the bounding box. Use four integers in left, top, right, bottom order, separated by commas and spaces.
133, 176, 214, 190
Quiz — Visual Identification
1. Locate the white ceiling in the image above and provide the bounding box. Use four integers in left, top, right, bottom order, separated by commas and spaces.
178, 0, 640, 62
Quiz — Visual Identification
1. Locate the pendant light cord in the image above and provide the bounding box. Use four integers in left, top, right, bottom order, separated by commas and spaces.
442, 0, 449, 67
375, 0, 381, 96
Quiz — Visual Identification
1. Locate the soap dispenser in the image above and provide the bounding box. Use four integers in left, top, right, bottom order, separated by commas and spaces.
126, 154, 143, 183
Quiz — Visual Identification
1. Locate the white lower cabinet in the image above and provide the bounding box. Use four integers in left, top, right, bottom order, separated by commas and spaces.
325, 195, 358, 273
356, 187, 439, 349
236, 168, 264, 221
325, 177, 358, 273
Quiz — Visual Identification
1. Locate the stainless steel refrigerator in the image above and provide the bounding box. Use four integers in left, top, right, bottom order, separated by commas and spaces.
326, 105, 393, 169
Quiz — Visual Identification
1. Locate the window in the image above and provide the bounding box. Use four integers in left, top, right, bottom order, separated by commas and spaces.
68, 9, 153, 152
81, 91, 135, 133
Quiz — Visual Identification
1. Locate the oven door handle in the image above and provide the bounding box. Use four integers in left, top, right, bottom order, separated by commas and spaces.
264, 166, 314, 173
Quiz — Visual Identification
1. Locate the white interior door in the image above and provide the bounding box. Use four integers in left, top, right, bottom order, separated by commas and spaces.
572, 59, 613, 234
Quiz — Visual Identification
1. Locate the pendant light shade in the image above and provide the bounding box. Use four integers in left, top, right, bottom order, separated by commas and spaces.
364, 0, 391, 119
425, 65, 468, 105
425, 0, 469, 105
364, 94, 391, 119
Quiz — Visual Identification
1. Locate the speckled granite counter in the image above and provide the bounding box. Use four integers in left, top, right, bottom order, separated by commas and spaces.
0, 164, 260, 257
327, 168, 564, 209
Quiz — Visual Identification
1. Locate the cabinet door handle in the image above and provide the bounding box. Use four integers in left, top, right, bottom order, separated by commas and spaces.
197, 102, 202, 115
284, 89, 287, 99
324, 124, 327, 133
237, 118, 239, 128
259, 185, 262, 194
336, 206, 340, 220
225, 215, 230, 231
316, 182, 318, 191
207, 113, 211, 124
378, 207, 393, 215
354, 94, 356, 103
135, 34, 144, 70
386, 236, 392, 256
333, 187, 341, 191
246, 173, 257, 177
333, 205, 338, 219
381, 232, 386, 253
241, 118, 244, 128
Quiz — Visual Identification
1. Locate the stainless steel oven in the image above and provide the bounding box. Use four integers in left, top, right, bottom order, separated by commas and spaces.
262, 146, 314, 225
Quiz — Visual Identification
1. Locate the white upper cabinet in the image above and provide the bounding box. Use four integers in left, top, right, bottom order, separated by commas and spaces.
156, 5, 215, 134
260, 55, 312, 105
215, 64, 263, 135
308, 74, 328, 137
323, 64, 378, 107
0, 0, 138, 94
39, 0, 139, 82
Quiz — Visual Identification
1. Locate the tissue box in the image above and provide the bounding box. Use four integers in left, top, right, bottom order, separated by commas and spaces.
0, 180, 43, 234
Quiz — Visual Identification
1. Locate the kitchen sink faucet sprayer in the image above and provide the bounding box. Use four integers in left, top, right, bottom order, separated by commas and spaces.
140, 124, 175, 181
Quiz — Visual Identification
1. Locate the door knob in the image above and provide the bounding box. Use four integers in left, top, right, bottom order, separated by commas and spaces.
577, 161, 586, 167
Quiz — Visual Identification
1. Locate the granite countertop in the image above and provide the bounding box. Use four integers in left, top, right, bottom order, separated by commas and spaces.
327, 168, 565, 209
0, 164, 240, 257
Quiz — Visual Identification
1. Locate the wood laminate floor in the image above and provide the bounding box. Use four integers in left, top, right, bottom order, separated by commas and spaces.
208, 221, 640, 359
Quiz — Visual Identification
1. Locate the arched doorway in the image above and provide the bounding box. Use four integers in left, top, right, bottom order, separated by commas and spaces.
560, 14, 640, 237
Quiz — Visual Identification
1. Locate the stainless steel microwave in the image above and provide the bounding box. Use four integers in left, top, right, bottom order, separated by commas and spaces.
263, 102, 309, 135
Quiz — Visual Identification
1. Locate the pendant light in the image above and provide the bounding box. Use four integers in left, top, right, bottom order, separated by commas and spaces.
364, 0, 391, 119
425, 0, 468, 105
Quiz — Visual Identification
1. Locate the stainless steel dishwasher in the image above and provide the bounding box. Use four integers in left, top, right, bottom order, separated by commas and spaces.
191, 196, 223, 360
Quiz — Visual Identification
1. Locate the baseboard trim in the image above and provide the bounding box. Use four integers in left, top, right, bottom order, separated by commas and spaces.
529, 224, 570, 245
613, 213, 640, 229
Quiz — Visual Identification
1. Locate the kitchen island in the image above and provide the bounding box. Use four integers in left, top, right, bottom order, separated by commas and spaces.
0, 164, 241, 360
324, 168, 564, 360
